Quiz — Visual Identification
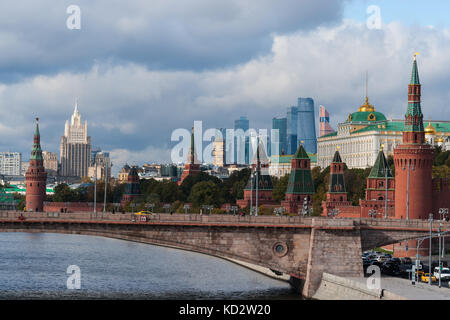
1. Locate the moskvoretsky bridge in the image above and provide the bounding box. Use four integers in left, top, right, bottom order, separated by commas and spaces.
0, 212, 446, 297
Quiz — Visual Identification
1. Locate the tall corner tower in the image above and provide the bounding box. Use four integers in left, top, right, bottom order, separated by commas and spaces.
394, 55, 434, 220
25, 118, 47, 212
178, 126, 201, 185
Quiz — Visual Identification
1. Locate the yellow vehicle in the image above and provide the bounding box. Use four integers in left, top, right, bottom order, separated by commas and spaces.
133, 211, 153, 222
420, 273, 437, 283
135, 211, 153, 215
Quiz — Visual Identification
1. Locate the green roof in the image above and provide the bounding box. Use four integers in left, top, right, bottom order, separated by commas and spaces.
293, 144, 309, 159
270, 152, 317, 164
244, 171, 274, 190
286, 169, 314, 194
332, 150, 342, 163
348, 111, 387, 123
352, 120, 450, 135
411, 58, 420, 85
369, 150, 394, 179
320, 131, 337, 138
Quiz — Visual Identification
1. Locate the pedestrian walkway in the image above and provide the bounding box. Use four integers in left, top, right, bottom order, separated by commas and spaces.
350, 276, 450, 300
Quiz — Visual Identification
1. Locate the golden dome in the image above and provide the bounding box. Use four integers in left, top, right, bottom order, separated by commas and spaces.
424, 122, 436, 135
358, 96, 375, 112
436, 136, 445, 143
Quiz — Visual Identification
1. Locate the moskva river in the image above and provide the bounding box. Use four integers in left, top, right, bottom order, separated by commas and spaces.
0, 232, 299, 299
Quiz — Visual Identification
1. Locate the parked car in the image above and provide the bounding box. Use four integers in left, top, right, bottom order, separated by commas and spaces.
376, 256, 389, 263
384, 254, 392, 259
382, 262, 401, 276
400, 257, 412, 265
420, 273, 437, 283
389, 258, 401, 264
434, 267, 450, 281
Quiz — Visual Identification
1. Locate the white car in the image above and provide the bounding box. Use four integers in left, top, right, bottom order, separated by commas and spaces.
434, 267, 450, 281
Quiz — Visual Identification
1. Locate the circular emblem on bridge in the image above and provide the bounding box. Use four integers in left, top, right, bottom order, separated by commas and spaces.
272, 241, 288, 257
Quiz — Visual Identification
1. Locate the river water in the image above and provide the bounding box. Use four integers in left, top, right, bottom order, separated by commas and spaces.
0, 232, 299, 300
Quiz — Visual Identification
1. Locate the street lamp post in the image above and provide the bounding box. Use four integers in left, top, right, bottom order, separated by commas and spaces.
103, 158, 109, 213
439, 221, 442, 288
94, 162, 97, 216
439, 208, 448, 258
250, 170, 253, 216
255, 170, 258, 217
428, 213, 433, 285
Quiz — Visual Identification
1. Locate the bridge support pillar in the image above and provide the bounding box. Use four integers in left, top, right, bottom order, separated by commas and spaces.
302, 219, 364, 298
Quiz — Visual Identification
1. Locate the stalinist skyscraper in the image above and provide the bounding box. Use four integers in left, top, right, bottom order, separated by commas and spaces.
60, 102, 92, 178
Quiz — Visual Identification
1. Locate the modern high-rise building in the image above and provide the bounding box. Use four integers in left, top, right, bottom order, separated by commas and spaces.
60, 103, 92, 178
213, 128, 226, 167
0, 152, 21, 176
319, 105, 335, 137
42, 151, 58, 176
297, 97, 317, 154
88, 151, 111, 180
272, 117, 287, 156
286, 106, 298, 155
234, 116, 249, 164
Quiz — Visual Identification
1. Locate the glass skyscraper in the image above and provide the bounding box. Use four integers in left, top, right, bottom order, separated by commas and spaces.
297, 97, 317, 154
234, 116, 249, 164
286, 106, 298, 155
272, 117, 287, 156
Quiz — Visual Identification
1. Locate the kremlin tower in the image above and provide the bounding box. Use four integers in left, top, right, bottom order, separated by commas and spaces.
179, 127, 201, 185
282, 143, 315, 213
236, 137, 276, 209
394, 54, 434, 220
121, 166, 142, 206
25, 118, 47, 212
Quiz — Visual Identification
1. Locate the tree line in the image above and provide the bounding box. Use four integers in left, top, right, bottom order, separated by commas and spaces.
11, 145, 449, 214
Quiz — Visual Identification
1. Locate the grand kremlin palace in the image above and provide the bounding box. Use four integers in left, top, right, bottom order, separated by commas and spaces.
317, 96, 450, 169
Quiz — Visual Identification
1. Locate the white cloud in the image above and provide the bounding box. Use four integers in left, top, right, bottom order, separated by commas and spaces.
1, 20, 450, 172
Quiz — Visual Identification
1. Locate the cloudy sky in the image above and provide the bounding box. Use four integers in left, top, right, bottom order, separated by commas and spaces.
1, 0, 449, 174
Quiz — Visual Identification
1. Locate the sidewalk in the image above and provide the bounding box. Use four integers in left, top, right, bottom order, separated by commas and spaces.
350, 276, 450, 300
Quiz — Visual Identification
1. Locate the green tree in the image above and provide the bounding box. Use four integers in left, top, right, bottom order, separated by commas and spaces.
188, 181, 221, 208
272, 174, 289, 201
53, 183, 76, 202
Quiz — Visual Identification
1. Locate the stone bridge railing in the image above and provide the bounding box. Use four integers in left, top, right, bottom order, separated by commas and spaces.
0, 211, 449, 231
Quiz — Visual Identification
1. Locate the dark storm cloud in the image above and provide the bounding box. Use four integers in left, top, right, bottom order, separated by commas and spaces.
0, 0, 346, 81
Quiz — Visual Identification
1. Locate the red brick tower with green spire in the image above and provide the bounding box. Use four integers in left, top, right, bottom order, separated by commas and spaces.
281, 143, 314, 213
179, 126, 201, 185
394, 55, 434, 220
25, 118, 47, 212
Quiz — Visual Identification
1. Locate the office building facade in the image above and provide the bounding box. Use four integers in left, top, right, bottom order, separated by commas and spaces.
0, 152, 21, 176
60, 103, 92, 178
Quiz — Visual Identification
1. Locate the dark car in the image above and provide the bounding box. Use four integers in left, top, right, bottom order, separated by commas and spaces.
382, 262, 401, 276
400, 257, 412, 265
390, 258, 401, 264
